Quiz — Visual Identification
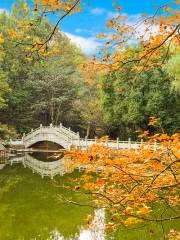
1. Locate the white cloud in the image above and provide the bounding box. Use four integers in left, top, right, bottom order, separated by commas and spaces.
75, 28, 94, 35
91, 8, 105, 15
124, 13, 160, 39
75, 28, 83, 33
106, 12, 160, 40
64, 32, 101, 54
107, 11, 119, 19
0, 8, 9, 14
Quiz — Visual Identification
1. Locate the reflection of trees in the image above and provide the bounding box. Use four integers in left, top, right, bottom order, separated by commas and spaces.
0, 165, 93, 239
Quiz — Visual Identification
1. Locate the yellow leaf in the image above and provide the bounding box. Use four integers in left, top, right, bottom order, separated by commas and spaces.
112, 1, 117, 7
166, 7, 172, 11
168, 16, 175, 22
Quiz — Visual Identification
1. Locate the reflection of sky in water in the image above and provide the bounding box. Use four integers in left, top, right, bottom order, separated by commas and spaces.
49, 209, 105, 240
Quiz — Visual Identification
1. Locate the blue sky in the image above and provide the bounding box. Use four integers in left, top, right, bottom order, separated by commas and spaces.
1, 0, 166, 54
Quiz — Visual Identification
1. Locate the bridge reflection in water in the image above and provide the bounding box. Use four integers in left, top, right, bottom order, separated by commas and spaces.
1, 154, 106, 240
10, 154, 73, 179
9, 154, 106, 240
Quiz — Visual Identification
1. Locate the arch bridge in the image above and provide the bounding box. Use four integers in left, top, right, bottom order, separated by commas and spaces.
10, 123, 142, 150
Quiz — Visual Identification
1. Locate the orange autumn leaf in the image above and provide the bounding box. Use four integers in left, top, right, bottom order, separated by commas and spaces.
112, 1, 117, 7
64, 130, 179, 229
166, 7, 172, 11
7, 30, 17, 38
104, 225, 113, 231
137, 206, 151, 215
116, 6, 122, 11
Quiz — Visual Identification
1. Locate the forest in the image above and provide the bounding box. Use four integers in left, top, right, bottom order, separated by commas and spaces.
0, 0, 179, 141
0, 0, 179, 239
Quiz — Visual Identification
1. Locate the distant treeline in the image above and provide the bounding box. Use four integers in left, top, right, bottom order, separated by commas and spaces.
0, 1, 179, 140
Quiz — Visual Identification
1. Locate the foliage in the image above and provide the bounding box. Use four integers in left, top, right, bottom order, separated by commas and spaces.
101, 58, 180, 138
28, 30, 85, 128
75, 77, 106, 138
0, 124, 17, 140
65, 128, 180, 231
0, 0, 179, 139
2, 0, 82, 60
0, 38, 10, 108
83, 1, 180, 80
166, 51, 180, 91
0, 2, 52, 132
0, 2, 85, 133
0, 1, 179, 237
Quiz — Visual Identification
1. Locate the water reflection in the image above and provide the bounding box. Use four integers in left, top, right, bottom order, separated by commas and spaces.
0, 153, 105, 240
49, 209, 105, 240
10, 153, 71, 179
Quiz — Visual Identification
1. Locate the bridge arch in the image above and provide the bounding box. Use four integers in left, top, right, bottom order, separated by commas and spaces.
23, 126, 79, 150
25, 137, 69, 149
28, 140, 65, 150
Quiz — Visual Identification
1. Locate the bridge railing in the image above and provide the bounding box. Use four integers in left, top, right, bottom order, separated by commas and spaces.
54, 126, 78, 139
71, 138, 142, 150
23, 124, 79, 143
10, 139, 23, 145
59, 124, 79, 138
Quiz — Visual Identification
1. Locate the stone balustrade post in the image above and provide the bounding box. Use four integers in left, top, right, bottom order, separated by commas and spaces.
77, 132, 80, 148
128, 138, 131, 149
59, 123, 62, 128
141, 138, 143, 145
22, 133, 25, 144
70, 137, 73, 146
95, 136, 97, 143
40, 124, 43, 133
117, 137, 119, 149
85, 136, 88, 150
50, 123, 53, 128
154, 140, 157, 151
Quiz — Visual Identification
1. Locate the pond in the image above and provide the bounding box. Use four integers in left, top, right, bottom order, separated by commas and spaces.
0, 152, 105, 240
0, 152, 179, 240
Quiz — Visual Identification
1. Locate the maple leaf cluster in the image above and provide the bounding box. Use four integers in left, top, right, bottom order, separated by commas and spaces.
82, 1, 180, 81
65, 131, 180, 229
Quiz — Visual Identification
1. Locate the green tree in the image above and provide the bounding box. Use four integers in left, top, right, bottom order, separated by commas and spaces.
101, 66, 180, 139
166, 52, 180, 91
0, 38, 10, 108
75, 81, 105, 138
0, 2, 84, 133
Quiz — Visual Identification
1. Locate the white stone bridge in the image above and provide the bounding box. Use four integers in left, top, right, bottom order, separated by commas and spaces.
10, 123, 142, 150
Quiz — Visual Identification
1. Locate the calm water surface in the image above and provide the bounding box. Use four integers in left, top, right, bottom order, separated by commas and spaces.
0, 152, 179, 240
0, 152, 105, 240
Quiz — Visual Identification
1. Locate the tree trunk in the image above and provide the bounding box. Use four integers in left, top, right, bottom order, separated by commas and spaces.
86, 124, 90, 138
